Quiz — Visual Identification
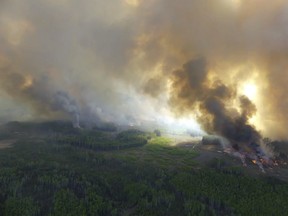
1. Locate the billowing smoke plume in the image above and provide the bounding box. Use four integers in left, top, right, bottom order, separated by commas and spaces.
1, 0, 288, 139
169, 58, 261, 146
0, 0, 143, 126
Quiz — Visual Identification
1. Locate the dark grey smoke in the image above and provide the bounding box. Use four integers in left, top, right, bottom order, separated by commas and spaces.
1, 0, 288, 140
170, 58, 261, 147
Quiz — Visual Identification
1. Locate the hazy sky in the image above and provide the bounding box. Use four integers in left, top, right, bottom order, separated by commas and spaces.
1, 0, 288, 138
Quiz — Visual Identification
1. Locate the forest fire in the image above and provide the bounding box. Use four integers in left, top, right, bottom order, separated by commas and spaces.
225, 142, 288, 173
202, 135, 282, 173
1, 0, 288, 215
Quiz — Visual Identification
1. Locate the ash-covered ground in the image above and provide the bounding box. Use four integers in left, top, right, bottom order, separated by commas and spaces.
173, 134, 288, 181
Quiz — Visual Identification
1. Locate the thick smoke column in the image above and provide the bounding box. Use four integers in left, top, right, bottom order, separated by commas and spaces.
170, 58, 261, 146
168, 58, 273, 169
135, 0, 288, 139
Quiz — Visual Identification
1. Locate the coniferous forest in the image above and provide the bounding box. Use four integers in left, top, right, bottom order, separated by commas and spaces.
0, 121, 288, 216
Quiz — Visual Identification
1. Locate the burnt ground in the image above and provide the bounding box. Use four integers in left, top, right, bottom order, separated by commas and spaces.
176, 139, 288, 182
1, 123, 288, 182
1, 127, 288, 215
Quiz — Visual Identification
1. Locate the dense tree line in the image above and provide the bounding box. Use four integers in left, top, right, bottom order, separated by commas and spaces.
52, 129, 149, 151
0, 124, 288, 215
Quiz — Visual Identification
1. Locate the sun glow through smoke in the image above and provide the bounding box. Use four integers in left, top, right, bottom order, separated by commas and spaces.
242, 83, 258, 101
240, 82, 261, 128
223, 0, 241, 10
125, 0, 140, 7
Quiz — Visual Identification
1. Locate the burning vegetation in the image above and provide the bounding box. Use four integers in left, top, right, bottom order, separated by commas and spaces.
0, 121, 288, 215
1, 0, 288, 215
169, 58, 277, 172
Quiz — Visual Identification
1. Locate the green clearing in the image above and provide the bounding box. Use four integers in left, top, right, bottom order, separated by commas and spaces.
0, 122, 287, 215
